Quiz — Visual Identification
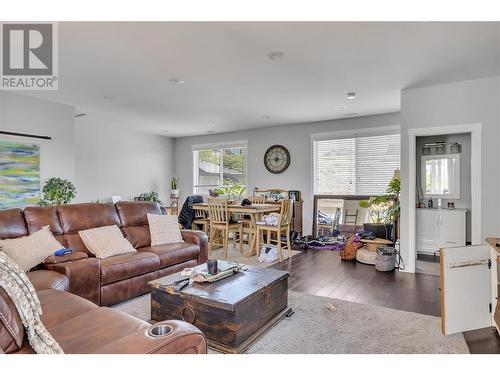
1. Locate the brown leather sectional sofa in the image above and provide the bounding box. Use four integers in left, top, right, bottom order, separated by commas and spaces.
0, 201, 208, 354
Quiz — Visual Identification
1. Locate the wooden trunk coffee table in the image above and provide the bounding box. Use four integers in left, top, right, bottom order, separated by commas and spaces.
149, 265, 290, 353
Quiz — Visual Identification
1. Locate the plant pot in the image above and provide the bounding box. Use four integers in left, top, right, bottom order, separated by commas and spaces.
363, 223, 394, 241
170, 189, 179, 198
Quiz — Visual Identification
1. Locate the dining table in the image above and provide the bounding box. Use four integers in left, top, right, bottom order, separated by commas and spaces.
191, 203, 280, 257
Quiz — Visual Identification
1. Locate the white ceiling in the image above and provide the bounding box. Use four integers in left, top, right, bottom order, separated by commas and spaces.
25, 22, 500, 137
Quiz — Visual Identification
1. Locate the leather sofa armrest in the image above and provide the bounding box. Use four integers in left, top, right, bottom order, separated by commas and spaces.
181, 230, 208, 264
43, 257, 101, 305
92, 320, 207, 354
44, 252, 88, 264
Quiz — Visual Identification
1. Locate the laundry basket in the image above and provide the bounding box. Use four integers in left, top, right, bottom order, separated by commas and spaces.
375, 246, 396, 272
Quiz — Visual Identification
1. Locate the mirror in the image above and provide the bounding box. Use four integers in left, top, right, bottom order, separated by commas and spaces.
313, 195, 371, 238
421, 154, 460, 199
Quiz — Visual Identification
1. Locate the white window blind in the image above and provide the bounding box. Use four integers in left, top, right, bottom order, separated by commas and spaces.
314, 133, 400, 195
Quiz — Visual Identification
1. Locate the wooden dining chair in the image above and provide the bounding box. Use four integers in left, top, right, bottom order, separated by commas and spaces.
234, 195, 269, 247
207, 198, 243, 258
256, 199, 293, 261
249, 196, 267, 204
191, 208, 210, 234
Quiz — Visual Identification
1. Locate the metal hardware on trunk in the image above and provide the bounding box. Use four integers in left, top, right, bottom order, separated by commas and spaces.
181, 303, 197, 324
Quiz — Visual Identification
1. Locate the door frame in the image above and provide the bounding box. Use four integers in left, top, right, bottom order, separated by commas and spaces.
407, 123, 482, 273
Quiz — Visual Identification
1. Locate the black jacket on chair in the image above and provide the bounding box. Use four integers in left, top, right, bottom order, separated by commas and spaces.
178, 195, 204, 229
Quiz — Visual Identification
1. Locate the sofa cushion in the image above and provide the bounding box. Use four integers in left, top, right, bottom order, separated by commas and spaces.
46, 307, 150, 354
38, 289, 97, 329
115, 201, 161, 226
139, 242, 199, 268
147, 213, 183, 246
0, 226, 64, 271
58, 203, 121, 233
116, 201, 162, 249
78, 225, 136, 259
23, 206, 66, 247
100, 252, 159, 285
28, 270, 70, 292
0, 287, 24, 353
0, 209, 28, 240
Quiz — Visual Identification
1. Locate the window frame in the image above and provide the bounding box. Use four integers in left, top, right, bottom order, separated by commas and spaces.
310, 125, 401, 197
192, 140, 248, 195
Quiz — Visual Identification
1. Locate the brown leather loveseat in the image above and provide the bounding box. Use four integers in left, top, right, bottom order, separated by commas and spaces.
0, 201, 208, 354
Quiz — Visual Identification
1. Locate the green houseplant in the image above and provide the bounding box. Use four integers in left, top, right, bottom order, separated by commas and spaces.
213, 184, 246, 201
39, 177, 77, 207
137, 191, 162, 204
359, 177, 400, 240
170, 177, 179, 198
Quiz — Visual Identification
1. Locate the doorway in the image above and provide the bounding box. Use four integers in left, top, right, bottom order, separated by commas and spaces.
407, 123, 482, 274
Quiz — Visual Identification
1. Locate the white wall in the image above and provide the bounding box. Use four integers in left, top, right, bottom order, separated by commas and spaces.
416, 133, 472, 242
0, 92, 76, 186
401, 76, 500, 272
174, 112, 401, 235
75, 117, 174, 204
0, 92, 175, 206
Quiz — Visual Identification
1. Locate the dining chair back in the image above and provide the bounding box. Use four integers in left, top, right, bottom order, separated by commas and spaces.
207, 198, 243, 258
278, 199, 293, 227
207, 198, 230, 224
249, 196, 267, 204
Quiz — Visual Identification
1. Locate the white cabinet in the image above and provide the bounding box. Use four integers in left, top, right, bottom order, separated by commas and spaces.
440, 244, 492, 335
416, 208, 466, 255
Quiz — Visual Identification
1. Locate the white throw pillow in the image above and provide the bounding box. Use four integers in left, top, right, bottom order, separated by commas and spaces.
0, 226, 63, 271
147, 213, 184, 246
78, 225, 136, 259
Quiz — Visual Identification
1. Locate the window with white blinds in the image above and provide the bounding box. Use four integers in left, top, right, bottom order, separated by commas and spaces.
313, 133, 400, 195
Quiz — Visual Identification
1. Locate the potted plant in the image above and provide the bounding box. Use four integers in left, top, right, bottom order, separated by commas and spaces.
39, 177, 77, 207
213, 184, 246, 201
359, 178, 400, 240
137, 191, 162, 204
170, 177, 179, 198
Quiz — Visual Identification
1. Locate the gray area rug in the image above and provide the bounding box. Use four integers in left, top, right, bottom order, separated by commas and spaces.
112, 291, 468, 354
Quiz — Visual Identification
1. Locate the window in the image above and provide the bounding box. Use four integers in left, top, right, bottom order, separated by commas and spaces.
313, 133, 400, 195
193, 142, 247, 195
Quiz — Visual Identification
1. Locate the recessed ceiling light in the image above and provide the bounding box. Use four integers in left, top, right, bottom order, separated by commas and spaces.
267, 51, 284, 60
169, 78, 185, 85
335, 105, 346, 111
207, 124, 216, 127
261, 115, 271, 119
346, 92, 356, 100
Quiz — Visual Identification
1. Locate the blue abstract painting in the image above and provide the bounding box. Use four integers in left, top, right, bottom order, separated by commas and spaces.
0, 140, 40, 210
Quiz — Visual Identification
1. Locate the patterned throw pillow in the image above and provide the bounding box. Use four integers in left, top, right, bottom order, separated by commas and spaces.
0, 226, 63, 271
147, 213, 184, 246
78, 225, 136, 259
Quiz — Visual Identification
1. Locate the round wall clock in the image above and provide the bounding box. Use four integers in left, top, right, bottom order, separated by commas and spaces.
264, 145, 291, 174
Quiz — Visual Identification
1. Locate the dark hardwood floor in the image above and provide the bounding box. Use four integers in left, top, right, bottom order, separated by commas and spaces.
270, 249, 500, 354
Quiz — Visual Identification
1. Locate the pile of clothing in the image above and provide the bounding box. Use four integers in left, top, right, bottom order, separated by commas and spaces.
261, 213, 280, 226
296, 230, 377, 255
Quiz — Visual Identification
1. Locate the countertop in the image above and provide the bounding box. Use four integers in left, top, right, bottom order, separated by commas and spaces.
486, 237, 500, 248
